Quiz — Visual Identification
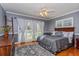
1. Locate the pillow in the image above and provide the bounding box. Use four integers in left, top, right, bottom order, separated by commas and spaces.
51, 31, 55, 35
68, 32, 74, 37
67, 32, 74, 43
63, 32, 69, 37
55, 31, 63, 37
44, 32, 52, 36
37, 35, 46, 41
40, 35, 46, 40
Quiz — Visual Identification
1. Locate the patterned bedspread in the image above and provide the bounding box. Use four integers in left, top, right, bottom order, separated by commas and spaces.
37, 35, 69, 53
14, 44, 54, 56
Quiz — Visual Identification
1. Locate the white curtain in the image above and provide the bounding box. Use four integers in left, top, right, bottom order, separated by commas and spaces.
24, 20, 33, 42
17, 18, 26, 42
17, 18, 44, 42
34, 21, 44, 40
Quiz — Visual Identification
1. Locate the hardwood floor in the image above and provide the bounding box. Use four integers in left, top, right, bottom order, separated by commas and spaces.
56, 47, 79, 56
15, 41, 38, 47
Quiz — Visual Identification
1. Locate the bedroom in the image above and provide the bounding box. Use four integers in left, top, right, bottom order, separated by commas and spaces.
0, 3, 79, 56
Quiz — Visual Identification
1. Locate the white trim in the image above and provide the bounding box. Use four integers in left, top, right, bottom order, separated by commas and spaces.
6, 9, 79, 20
53, 9, 79, 19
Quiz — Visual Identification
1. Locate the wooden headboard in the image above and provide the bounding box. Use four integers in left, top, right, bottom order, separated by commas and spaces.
55, 27, 74, 32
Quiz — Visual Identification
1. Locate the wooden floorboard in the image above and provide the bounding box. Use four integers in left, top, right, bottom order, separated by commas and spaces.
56, 47, 79, 56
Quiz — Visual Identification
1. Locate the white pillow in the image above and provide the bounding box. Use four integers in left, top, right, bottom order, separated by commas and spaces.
63, 32, 69, 37
63, 32, 74, 43
68, 32, 74, 43
52, 31, 56, 35
53, 31, 55, 35
68, 32, 73, 37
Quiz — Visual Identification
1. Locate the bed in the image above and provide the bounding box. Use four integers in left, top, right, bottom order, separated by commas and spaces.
37, 27, 74, 53
37, 35, 69, 53
14, 43, 54, 56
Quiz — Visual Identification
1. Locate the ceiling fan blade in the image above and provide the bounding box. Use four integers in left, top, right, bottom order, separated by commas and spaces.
47, 10, 55, 13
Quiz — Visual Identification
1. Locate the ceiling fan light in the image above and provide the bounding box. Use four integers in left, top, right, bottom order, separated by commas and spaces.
40, 12, 44, 16
44, 11, 48, 16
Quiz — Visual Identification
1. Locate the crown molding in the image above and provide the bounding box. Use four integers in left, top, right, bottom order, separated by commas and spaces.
6, 11, 50, 20
6, 9, 79, 20
52, 9, 79, 19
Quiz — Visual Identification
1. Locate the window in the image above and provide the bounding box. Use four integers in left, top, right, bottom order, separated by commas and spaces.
34, 21, 44, 40
55, 17, 73, 28
56, 20, 63, 28
63, 17, 73, 27
17, 18, 44, 42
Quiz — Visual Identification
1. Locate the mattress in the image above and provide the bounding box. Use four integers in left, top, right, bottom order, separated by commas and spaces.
14, 44, 54, 56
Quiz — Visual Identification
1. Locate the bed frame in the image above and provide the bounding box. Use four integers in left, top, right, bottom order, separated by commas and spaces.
55, 27, 74, 32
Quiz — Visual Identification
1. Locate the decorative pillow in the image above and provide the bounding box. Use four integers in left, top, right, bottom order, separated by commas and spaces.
44, 32, 52, 36
55, 31, 63, 37
37, 35, 46, 42
40, 35, 46, 40
51, 31, 55, 35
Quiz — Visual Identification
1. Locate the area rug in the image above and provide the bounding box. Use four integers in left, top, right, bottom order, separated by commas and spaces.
15, 44, 54, 56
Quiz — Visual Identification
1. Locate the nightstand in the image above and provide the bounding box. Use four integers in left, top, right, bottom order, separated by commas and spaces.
76, 38, 79, 49
74, 33, 79, 48
0, 35, 12, 56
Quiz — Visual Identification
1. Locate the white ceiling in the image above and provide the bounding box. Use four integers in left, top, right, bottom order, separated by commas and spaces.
1, 3, 79, 20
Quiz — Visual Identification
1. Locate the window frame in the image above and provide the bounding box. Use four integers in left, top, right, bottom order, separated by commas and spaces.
55, 17, 74, 28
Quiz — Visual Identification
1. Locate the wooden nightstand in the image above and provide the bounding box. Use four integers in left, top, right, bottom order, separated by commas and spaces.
74, 33, 79, 48
0, 36, 12, 56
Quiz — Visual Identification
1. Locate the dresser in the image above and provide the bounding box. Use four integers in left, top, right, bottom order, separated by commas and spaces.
0, 36, 12, 56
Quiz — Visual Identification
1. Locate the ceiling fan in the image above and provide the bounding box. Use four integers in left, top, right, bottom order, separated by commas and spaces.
40, 8, 55, 17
